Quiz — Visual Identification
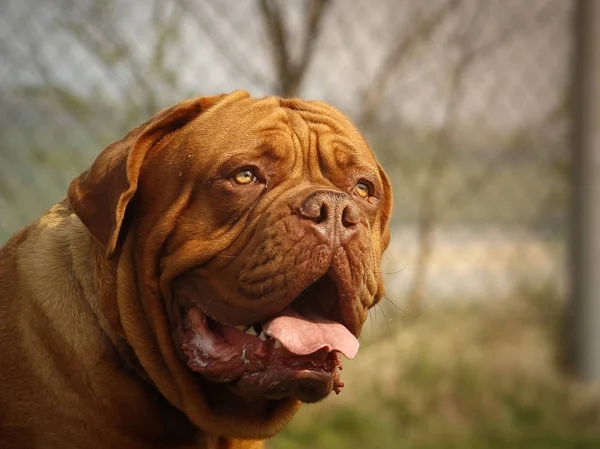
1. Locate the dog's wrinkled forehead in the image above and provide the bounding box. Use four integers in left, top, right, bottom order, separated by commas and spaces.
170, 95, 379, 183
186, 95, 368, 137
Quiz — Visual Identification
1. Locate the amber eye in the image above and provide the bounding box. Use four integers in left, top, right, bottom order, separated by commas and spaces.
354, 182, 370, 198
233, 169, 257, 185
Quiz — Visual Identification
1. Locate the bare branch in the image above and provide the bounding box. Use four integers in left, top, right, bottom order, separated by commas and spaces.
259, 0, 290, 94
405, 1, 482, 313
259, 0, 331, 96
55, 0, 158, 119
446, 91, 569, 210
359, 0, 461, 127
176, 0, 271, 91
402, 0, 562, 313
294, 0, 330, 89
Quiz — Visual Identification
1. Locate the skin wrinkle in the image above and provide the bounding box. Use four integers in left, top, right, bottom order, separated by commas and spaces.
68, 234, 152, 388
284, 110, 309, 183
240, 240, 322, 292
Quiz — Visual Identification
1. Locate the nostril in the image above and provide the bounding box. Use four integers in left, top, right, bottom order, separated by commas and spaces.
299, 198, 329, 224
317, 203, 328, 224
341, 204, 360, 228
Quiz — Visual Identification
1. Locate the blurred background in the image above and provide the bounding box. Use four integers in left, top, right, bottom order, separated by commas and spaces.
1, 0, 599, 447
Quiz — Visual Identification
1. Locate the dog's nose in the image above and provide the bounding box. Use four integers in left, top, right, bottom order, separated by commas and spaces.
298, 190, 360, 244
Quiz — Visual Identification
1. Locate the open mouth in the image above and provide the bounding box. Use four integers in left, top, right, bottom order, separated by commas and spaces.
177, 275, 359, 404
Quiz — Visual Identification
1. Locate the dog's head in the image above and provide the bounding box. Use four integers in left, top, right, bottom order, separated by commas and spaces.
68, 91, 392, 439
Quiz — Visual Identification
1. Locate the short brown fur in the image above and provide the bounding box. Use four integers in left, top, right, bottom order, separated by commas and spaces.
0, 91, 391, 448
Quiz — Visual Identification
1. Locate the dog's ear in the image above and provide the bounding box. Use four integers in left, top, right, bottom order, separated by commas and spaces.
68, 95, 224, 259
378, 163, 393, 251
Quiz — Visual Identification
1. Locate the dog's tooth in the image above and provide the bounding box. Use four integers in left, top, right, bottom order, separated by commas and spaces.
274, 339, 283, 349
235, 325, 248, 331
246, 326, 258, 336
259, 331, 267, 341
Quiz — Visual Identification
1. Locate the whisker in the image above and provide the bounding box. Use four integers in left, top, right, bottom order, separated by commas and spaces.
380, 263, 409, 276
383, 295, 406, 314
377, 303, 393, 341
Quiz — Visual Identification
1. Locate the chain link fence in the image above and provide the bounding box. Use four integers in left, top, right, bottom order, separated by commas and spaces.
0, 0, 571, 312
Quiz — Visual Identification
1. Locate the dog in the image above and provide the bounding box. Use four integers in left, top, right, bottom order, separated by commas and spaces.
0, 91, 392, 448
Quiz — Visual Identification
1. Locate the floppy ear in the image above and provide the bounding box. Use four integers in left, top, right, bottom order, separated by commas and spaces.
378, 163, 393, 251
68, 96, 223, 259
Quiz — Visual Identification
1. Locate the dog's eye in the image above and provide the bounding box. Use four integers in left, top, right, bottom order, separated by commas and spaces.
233, 169, 257, 185
354, 182, 370, 198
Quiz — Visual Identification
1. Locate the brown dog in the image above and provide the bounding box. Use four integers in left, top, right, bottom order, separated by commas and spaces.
0, 91, 392, 448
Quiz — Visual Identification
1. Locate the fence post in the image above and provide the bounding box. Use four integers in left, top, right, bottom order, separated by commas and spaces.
567, 0, 600, 381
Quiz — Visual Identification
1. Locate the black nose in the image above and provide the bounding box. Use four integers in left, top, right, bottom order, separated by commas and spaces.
298, 190, 360, 244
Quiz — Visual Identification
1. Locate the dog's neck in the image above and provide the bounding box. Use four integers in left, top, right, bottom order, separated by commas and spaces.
62, 200, 265, 448
67, 206, 150, 384
30, 200, 201, 445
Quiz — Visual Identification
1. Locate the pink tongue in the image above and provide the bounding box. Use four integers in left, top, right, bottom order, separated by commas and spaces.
263, 307, 359, 359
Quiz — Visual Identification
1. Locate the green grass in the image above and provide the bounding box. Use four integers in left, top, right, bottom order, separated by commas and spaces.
269, 287, 600, 449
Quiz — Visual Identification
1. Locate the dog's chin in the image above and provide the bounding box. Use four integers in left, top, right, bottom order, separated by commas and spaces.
170, 275, 359, 405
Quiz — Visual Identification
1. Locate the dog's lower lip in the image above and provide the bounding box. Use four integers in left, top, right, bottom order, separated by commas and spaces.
236, 367, 336, 402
